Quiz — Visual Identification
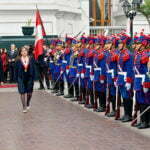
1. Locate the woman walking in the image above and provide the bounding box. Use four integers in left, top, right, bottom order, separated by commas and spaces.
15, 46, 35, 113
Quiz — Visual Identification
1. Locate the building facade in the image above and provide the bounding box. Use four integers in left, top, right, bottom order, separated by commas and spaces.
0, 0, 89, 37
90, 0, 149, 34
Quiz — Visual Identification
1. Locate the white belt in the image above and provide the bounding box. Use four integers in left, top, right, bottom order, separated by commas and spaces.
118, 72, 127, 81
94, 68, 101, 71
50, 60, 54, 63
86, 65, 91, 69
135, 74, 145, 84
78, 64, 83, 66
107, 69, 114, 78
62, 60, 67, 64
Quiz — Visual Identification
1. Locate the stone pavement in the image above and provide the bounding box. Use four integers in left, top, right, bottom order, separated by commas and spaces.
0, 87, 150, 150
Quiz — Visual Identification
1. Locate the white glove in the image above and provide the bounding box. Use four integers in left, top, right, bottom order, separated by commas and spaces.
143, 88, 149, 93
114, 82, 117, 87
90, 75, 94, 81
100, 80, 104, 84
76, 73, 79, 78
56, 55, 59, 59
125, 83, 131, 91
81, 73, 84, 79
66, 69, 69, 75
60, 70, 63, 74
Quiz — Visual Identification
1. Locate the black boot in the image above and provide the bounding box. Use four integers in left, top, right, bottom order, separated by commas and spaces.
122, 115, 132, 122
107, 96, 116, 117
138, 122, 149, 129
107, 111, 116, 117
56, 91, 64, 96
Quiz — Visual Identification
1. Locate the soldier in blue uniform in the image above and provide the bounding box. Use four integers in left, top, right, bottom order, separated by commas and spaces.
133, 34, 150, 129
105, 37, 120, 117
93, 36, 103, 111
84, 37, 96, 109
94, 37, 107, 112
51, 41, 63, 94
63, 37, 74, 98
116, 34, 134, 122
55, 40, 65, 96
77, 36, 87, 104
69, 39, 80, 101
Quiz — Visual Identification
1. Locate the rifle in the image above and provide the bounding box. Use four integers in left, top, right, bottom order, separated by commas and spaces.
85, 81, 90, 107
93, 81, 98, 111
68, 77, 78, 90
115, 85, 121, 120
105, 64, 111, 115
131, 102, 139, 126
131, 90, 138, 126
53, 70, 64, 89
131, 106, 150, 126
93, 61, 99, 111
78, 75, 83, 103
105, 83, 110, 115
130, 66, 143, 125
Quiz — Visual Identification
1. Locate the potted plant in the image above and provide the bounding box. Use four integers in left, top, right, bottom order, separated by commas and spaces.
22, 19, 34, 36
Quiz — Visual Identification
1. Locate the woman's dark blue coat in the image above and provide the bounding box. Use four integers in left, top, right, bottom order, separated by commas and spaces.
15, 57, 35, 94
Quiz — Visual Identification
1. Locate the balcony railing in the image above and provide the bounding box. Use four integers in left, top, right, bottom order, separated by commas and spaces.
90, 26, 127, 35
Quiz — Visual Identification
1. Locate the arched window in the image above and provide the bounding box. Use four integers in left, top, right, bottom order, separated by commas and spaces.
90, 0, 111, 26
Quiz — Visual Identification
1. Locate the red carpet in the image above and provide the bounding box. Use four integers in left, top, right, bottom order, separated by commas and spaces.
0, 84, 17, 88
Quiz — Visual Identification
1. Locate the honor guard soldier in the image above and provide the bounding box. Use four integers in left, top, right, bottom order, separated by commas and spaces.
55, 40, 65, 96
93, 36, 105, 111
63, 37, 73, 98
49, 40, 57, 90
69, 39, 80, 101
116, 34, 134, 122
84, 37, 96, 109
94, 36, 107, 112
77, 35, 87, 104
105, 37, 120, 117
51, 40, 63, 94
133, 33, 150, 129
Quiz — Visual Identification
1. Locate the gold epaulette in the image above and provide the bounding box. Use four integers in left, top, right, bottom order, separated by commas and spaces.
69, 65, 77, 68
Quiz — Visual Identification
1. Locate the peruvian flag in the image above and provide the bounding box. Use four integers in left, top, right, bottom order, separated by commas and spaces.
34, 9, 46, 60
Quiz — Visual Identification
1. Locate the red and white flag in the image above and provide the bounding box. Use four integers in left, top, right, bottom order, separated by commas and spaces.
34, 9, 46, 60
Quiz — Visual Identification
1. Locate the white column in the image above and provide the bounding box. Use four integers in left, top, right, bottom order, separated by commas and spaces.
78, 0, 89, 35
